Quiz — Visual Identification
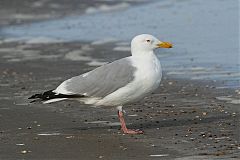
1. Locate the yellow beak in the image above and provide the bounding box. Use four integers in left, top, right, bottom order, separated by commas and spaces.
157, 42, 173, 48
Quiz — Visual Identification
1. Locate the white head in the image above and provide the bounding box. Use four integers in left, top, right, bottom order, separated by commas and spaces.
131, 34, 172, 56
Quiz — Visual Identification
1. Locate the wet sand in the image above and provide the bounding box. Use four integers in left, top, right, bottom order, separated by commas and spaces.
0, 0, 239, 159
0, 41, 239, 160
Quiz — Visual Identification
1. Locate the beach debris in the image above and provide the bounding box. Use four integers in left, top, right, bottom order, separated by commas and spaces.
37, 133, 61, 136
190, 138, 195, 141
202, 112, 207, 116
120, 146, 128, 150
21, 150, 27, 154
16, 143, 25, 146
34, 137, 39, 140
20, 150, 31, 154
123, 147, 127, 150
200, 132, 206, 138
180, 110, 187, 113
127, 114, 138, 117
151, 144, 156, 147
149, 154, 169, 157
65, 136, 74, 139
98, 155, 104, 159
187, 128, 192, 132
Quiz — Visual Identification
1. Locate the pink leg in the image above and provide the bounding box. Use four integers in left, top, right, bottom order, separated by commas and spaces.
118, 111, 143, 134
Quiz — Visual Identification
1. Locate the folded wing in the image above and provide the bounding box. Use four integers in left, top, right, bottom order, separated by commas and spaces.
55, 57, 136, 98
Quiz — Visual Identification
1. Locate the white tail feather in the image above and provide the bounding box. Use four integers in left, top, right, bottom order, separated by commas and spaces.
43, 98, 68, 104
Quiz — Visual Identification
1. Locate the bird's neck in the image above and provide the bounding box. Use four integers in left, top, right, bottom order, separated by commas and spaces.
131, 50, 156, 58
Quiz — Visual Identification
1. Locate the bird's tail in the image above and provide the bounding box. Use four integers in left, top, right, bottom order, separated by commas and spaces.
28, 89, 85, 103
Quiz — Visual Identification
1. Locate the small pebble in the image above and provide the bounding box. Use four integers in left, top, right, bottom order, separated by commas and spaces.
66, 136, 74, 139
34, 137, 39, 140
16, 143, 25, 146
21, 150, 27, 154
20, 150, 31, 154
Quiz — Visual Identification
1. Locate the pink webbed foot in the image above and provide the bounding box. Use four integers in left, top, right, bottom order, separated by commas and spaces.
117, 110, 143, 135
122, 128, 144, 134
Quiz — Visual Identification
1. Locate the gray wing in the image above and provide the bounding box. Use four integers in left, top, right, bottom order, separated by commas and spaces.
58, 57, 136, 98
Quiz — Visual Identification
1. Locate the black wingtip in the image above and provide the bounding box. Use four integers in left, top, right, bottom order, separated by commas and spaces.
28, 94, 41, 99
28, 89, 86, 103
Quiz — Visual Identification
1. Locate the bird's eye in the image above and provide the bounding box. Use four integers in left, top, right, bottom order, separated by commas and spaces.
146, 40, 151, 43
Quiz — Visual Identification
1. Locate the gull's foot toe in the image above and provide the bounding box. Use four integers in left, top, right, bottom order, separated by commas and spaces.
122, 129, 144, 134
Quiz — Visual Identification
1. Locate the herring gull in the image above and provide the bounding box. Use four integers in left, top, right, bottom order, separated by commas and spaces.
29, 34, 173, 134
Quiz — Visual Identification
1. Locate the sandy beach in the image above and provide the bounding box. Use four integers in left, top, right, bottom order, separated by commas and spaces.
0, 0, 239, 159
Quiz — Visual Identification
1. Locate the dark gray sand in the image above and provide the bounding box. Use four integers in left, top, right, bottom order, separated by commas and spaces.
0, 0, 239, 159
0, 41, 239, 160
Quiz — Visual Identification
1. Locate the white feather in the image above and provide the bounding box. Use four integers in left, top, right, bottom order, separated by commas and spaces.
43, 98, 68, 104
54, 79, 73, 95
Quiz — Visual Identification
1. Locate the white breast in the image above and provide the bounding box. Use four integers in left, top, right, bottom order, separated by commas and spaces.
95, 54, 162, 106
